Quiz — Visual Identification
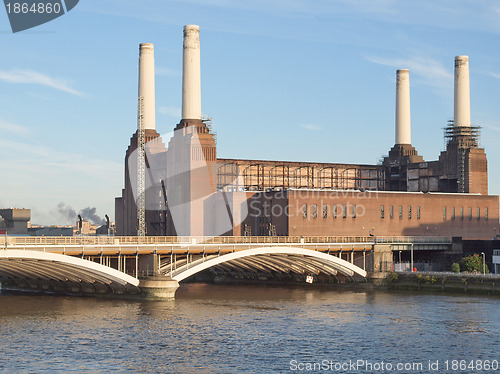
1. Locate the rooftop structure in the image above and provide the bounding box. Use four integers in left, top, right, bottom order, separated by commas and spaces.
0, 208, 31, 235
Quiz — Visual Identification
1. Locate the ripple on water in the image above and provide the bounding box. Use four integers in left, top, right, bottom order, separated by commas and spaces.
1, 286, 500, 373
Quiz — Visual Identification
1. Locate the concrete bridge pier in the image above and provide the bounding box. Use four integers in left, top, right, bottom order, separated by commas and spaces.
138, 276, 179, 299
367, 244, 393, 280
137, 254, 179, 298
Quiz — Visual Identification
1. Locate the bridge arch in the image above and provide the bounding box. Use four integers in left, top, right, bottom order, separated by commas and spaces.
167, 246, 367, 282
0, 250, 140, 294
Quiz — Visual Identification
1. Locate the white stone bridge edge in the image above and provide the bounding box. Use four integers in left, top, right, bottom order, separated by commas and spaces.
165, 246, 368, 282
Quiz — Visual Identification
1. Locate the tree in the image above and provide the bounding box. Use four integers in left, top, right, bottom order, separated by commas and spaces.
451, 263, 460, 273
461, 254, 489, 274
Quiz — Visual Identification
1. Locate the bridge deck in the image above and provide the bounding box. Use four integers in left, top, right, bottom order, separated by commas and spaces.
0, 236, 452, 258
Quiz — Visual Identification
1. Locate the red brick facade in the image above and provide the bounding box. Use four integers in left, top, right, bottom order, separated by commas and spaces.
244, 189, 499, 240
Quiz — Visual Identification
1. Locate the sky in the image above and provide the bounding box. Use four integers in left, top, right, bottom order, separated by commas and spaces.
1, 0, 500, 225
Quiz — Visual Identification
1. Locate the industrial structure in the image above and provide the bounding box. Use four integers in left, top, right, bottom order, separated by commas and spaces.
115, 26, 498, 240
3, 27, 500, 300
0, 209, 31, 235
115, 43, 168, 237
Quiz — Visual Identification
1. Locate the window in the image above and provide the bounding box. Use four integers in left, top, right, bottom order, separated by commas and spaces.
477, 207, 480, 220
451, 207, 455, 220
312, 204, 318, 218
485, 208, 489, 220
302, 204, 307, 218
333, 205, 337, 219
353, 205, 357, 218
417, 206, 421, 220
460, 207, 464, 220
322, 205, 328, 218
381, 205, 385, 219
390, 205, 394, 219
469, 207, 472, 220
342, 205, 347, 218
408, 206, 412, 219
443, 207, 447, 220
399, 206, 403, 219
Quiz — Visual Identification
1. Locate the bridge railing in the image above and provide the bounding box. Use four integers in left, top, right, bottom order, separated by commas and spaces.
375, 236, 452, 244
0, 235, 453, 248
0, 235, 377, 247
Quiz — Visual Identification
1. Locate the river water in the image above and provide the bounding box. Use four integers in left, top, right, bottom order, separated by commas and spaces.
1, 283, 500, 373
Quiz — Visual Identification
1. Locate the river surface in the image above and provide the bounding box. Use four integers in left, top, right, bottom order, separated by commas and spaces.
1, 283, 500, 373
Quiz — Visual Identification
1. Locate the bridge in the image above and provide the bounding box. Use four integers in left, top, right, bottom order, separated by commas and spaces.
0, 235, 452, 298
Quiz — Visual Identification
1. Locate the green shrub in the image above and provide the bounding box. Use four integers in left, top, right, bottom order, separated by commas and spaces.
423, 275, 437, 284
451, 263, 460, 273
416, 274, 438, 284
387, 271, 399, 283
461, 254, 489, 274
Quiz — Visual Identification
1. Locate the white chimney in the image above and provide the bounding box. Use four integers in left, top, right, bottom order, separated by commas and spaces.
138, 43, 156, 130
395, 69, 411, 145
454, 55, 471, 127
181, 25, 202, 120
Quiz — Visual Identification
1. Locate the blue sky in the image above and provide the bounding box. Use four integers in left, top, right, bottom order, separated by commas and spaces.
1, 0, 500, 225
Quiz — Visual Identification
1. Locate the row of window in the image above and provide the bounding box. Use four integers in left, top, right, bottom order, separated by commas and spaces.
302, 204, 360, 219
380, 205, 420, 220
380, 205, 489, 220
301, 204, 490, 221
442, 206, 488, 220
301, 204, 419, 220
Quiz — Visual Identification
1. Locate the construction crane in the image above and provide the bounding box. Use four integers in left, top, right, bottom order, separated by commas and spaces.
137, 96, 146, 236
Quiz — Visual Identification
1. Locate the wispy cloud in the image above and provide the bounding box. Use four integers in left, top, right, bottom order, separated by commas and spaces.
365, 55, 452, 89
0, 137, 122, 180
299, 124, 323, 131
0, 120, 30, 135
0, 139, 122, 225
492, 3, 500, 16
488, 72, 500, 79
79, 0, 500, 43
0, 68, 84, 96
481, 123, 500, 132
0, 138, 51, 157
158, 105, 181, 118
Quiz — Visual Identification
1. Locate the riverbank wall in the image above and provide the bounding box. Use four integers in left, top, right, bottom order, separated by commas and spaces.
385, 272, 500, 296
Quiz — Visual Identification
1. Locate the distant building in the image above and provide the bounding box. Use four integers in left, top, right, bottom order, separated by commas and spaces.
95, 222, 115, 236
28, 225, 75, 237
26, 221, 115, 237
0, 208, 31, 235
75, 220, 97, 236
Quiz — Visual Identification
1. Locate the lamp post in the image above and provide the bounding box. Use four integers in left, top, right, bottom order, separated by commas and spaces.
481, 252, 485, 275
411, 243, 414, 272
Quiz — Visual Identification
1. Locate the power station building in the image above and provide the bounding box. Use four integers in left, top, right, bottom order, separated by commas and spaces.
115, 25, 499, 240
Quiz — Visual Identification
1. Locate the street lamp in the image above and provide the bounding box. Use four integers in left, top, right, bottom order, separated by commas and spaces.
411, 243, 414, 272
481, 252, 486, 274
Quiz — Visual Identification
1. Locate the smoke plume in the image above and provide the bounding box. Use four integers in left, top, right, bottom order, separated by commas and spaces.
79, 207, 106, 226
57, 202, 77, 223
57, 203, 105, 226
